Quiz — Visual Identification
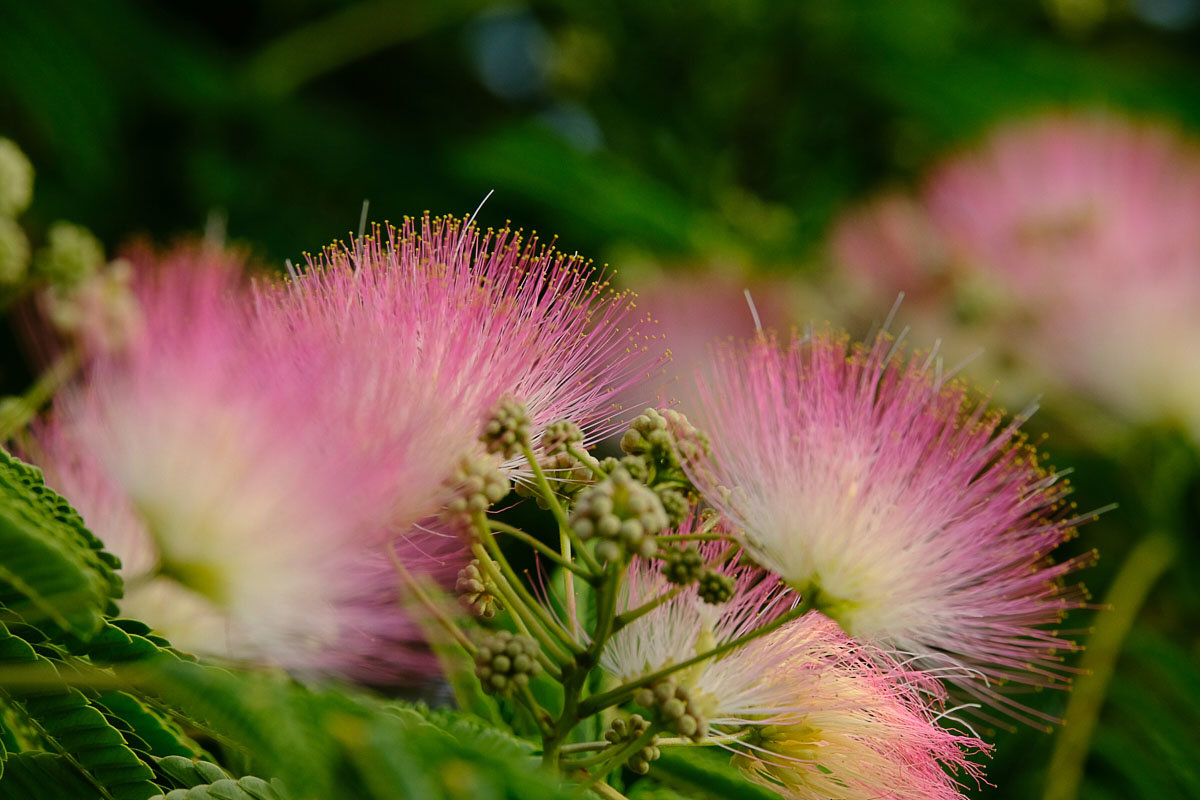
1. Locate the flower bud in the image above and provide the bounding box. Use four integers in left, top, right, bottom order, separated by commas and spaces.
455, 559, 500, 619
697, 568, 735, 605
0, 217, 30, 286
0, 138, 34, 218
35, 221, 104, 287
570, 467, 668, 561
661, 545, 704, 586
442, 454, 510, 529
481, 396, 532, 458
473, 630, 542, 695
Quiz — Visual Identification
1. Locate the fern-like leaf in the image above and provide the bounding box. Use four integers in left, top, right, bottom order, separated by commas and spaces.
0, 448, 121, 639
150, 756, 288, 800
0, 622, 159, 800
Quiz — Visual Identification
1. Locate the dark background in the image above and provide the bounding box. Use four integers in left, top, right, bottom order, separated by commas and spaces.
3, 2, 1199, 798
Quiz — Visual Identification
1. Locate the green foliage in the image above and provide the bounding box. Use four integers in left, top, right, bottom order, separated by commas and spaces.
1082, 629, 1200, 800
0, 752, 104, 799
0, 448, 121, 638
645, 747, 777, 800
0, 622, 159, 800
150, 756, 288, 800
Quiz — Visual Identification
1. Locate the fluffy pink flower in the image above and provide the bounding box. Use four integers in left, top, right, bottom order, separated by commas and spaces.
830, 113, 1200, 440
683, 330, 1093, 726
273, 215, 664, 480
32, 245, 457, 680
602, 536, 986, 800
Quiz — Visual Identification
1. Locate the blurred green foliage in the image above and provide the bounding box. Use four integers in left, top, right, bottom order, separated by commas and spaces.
2, 1, 1199, 798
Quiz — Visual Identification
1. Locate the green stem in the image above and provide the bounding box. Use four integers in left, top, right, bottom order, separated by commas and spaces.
476, 525, 583, 657
613, 585, 685, 632
0, 349, 80, 441
567, 443, 608, 479
655, 533, 732, 543
1041, 530, 1176, 800
542, 566, 624, 768
580, 599, 812, 717
489, 520, 593, 579
588, 782, 631, 800
469, 543, 567, 677
523, 443, 602, 574
387, 541, 474, 654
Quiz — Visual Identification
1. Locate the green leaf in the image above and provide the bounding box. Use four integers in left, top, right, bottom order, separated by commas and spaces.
0, 448, 121, 639
149, 756, 288, 800
92, 693, 207, 760
0, 622, 159, 800
0, 752, 103, 799
651, 747, 778, 800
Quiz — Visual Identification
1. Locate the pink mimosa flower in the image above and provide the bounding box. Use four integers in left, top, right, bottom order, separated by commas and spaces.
32, 244, 456, 680
602, 536, 986, 800
683, 330, 1093, 726
273, 214, 664, 482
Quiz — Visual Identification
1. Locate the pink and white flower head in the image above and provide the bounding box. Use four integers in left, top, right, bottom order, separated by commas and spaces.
602, 537, 985, 800
683, 329, 1094, 727
32, 244, 457, 680
830, 112, 1200, 441
276, 214, 664, 484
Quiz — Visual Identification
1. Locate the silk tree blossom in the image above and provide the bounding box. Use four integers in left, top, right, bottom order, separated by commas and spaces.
829, 113, 1200, 441
601, 542, 986, 800
32, 245, 458, 680
272, 214, 665, 484
683, 330, 1094, 727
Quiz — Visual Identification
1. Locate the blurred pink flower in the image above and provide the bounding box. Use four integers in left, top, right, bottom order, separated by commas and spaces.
33, 245, 456, 680
603, 534, 985, 800
683, 330, 1092, 727
830, 113, 1200, 440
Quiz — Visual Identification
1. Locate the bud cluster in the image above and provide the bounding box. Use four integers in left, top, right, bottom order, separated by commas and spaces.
570, 467, 669, 561
481, 396, 532, 458
540, 418, 583, 454
604, 714, 661, 775
696, 568, 736, 605
619, 408, 710, 496
661, 545, 704, 586
515, 448, 599, 509
633, 679, 708, 741
599, 454, 648, 484
35, 221, 104, 288
455, 559, 500, 619
441, 454, 510, 528
473, 630, 542, 694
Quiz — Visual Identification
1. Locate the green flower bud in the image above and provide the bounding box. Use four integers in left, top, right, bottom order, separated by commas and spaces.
656, 487, 689, 527
540, 418, 583, 454
634, 679, 707, 741
481, 396, 531, 458
696, 568, 735, 605
514, 446, 599, 509
473, 630, 542, 695
661, 544, 704, 586
35, 221, 104, 287
603, 714, 661, 775
0, 217, 30, 285
0, 138, 34, 218
455, 559, 500, 619
569, 467, 669, 561
442, 454, 510, 528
